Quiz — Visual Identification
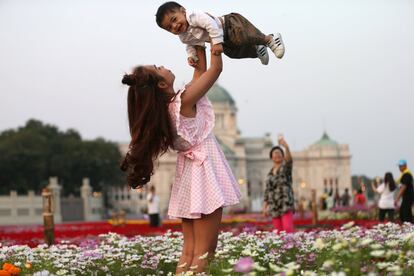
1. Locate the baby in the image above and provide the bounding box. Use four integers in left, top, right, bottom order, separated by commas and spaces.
156, 1, 285, 66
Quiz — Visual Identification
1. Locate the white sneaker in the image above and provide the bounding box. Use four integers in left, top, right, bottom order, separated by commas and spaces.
267, 33, 285, 59
256, 45, 269, 65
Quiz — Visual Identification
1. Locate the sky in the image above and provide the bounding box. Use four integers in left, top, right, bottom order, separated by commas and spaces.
0, 0, 413, 178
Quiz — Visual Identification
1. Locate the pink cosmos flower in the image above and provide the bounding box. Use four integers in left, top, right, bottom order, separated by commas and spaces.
234, 256, 254, 273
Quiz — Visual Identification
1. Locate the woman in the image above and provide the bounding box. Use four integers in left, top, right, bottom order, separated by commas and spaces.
263, 138, 295, 233
120, 45, 241, 274
371, 172, 396, 222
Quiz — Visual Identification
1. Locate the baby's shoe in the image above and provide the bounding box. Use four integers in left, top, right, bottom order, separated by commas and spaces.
256, 45, 269, 65
267, 33, 285, 59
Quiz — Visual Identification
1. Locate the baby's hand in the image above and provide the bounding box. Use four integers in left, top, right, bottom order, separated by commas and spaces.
187, 57, 198, 68
211, 43, 223, 56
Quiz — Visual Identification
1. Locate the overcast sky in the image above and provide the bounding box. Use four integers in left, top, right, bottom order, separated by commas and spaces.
1, 0, 413, 178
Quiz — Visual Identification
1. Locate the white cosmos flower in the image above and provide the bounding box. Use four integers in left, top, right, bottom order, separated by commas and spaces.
285, 262, 299, 270
198, 252, 208, 260
269, 263, 283, 272
322, 260, 334, 270
387, 265, 402, 272
56, 269, 69, 275
386, 240, 398, 247
376, 262, 390, 270
360, 238, 373, 246
313, 238, 325, 250
370, 244, 382, 250
241, 248, 252, 256
370, 250, 385, 258
341, 221, 355, 230
33, 270, 50, 276
177, 262, 187, 268
332, 243, 343, 251
302, 271, 317, 276
330, 272, 346, 276
253, 263, 266, 272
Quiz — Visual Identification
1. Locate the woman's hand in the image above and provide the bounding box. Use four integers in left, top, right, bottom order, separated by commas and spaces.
278, 137, 292, 162
279, 137, 288, 148
190, 46, 206, 81
262, 203, 269, 217
187, 57, 198, 68
211, 43, 224, 56
181, 43, 222, 116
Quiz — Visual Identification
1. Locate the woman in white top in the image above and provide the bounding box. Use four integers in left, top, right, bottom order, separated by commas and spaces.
147, 186, 161, 227
371, 172, 397, 222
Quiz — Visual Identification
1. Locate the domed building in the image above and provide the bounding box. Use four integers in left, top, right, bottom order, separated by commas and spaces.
292, 132, 352, 202
113, 84, 352, 215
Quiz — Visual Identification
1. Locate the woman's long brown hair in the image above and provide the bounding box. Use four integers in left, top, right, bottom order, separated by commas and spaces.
120, 66, 175, 189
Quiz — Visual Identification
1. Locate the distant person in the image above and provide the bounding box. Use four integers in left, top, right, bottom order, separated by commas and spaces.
147, 186, 161, 227
395, 160, 413, 223
341, 188, 351, 206
321, 185, 328, 210
333, 187, 341, 207
326, 193, 334, 210
371, 173, 396, 222
354, 189, 367, 206
263, 137, 295, 233
328, 183, 334, 197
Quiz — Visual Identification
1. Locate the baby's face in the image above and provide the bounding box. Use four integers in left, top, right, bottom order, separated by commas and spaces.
160, 8, 188, 35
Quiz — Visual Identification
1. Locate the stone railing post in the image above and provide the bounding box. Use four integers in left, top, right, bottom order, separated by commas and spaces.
48, 177, 62, 223
81, 178, 92, 221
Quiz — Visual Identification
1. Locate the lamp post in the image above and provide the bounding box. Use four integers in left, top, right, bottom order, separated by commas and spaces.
42, 187, 54, 246
311, 189, 318, 225
299, 181, 307, 219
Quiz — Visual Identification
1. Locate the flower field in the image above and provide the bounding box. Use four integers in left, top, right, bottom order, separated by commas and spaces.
0, 215, 379, 247
1, 222, 414, 275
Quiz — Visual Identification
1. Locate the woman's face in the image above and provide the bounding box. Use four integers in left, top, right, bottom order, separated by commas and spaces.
144, 65, 175, 91
271, 149, 284, 164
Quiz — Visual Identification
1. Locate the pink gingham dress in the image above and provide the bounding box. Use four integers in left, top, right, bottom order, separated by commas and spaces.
167, 89, 242, 219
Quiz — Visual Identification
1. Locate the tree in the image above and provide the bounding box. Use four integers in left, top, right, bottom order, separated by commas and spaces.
0, 119, 125, 195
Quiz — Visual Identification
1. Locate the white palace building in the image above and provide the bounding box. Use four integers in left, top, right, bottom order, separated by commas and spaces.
114, 84, 352, 215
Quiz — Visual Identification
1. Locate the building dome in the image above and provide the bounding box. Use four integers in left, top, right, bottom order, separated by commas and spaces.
314, 132, 338, 146
207, 84, 235, 105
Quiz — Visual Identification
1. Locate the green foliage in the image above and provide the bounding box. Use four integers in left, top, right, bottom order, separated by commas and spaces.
0, 119, 124, 195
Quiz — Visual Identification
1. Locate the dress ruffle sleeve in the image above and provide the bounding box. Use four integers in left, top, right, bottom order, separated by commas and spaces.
169, 88, 215, 147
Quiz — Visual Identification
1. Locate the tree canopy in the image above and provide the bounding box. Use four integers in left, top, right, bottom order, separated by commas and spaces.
0, 119, 124, 195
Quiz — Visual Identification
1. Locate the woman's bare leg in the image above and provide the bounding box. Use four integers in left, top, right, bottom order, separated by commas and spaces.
190, 208, 223, 273
175, 218, 194, 275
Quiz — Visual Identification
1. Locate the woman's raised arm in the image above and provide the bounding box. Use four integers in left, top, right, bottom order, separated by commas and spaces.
191, 46, 207, 82
180, 46, 222, 116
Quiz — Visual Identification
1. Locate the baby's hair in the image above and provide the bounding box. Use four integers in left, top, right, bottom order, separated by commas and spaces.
156, 1, 183, 28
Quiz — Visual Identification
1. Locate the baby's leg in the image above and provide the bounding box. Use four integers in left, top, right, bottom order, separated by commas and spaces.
224, 13, 268, 46
223, 43, 257, 59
